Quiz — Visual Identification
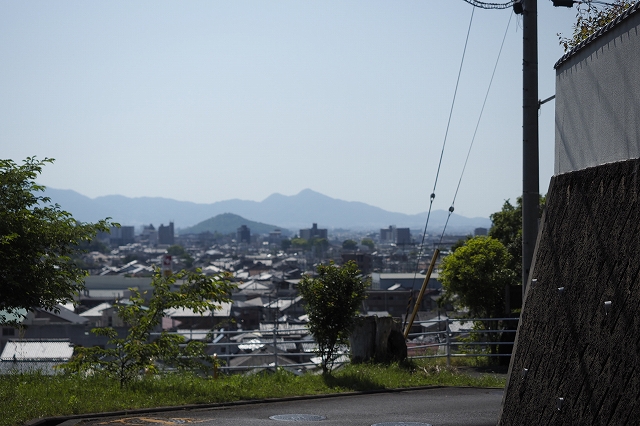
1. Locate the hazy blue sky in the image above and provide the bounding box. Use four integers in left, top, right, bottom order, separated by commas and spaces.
1, 1, 578, 218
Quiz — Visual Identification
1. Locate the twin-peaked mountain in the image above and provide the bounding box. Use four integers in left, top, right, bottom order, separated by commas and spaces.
42, 188, 491, 234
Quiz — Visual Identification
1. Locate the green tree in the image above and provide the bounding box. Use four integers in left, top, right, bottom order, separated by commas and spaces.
62, 268, 234, 386
559, 1, 633, 52
291, 237, 309, 250
311, 237, 329, 257
439, 236, 514, 319
450, 235, 472, 253
280, 238, 292, 251
79, 237, 110, 254
166, 245, 194, 268
342, 239, 357, 250
298, 261, 369, 374
360, 238, 375, 251
166, 245, 187, 257
0, 158, 112, 324
439, 236, 515, 359
489, 196, 545, 282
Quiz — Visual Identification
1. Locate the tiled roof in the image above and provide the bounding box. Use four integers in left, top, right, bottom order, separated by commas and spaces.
555, 1, 640, 69
0, 340, 74, 361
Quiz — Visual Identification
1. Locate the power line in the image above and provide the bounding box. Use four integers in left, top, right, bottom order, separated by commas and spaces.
433, 8, 475, 199
403, 7, 475, 330
462, 0, 516, 9
439, 12, 514, 244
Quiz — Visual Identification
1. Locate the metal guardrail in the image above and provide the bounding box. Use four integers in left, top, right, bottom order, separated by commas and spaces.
180, 326, 324, 373
172, 317, 517, 372
405, 317, 517, 367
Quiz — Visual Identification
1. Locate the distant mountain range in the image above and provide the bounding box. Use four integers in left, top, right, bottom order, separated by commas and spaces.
42, 188, 491, 234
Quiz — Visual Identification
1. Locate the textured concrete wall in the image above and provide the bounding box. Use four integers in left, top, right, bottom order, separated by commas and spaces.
555, 8, 640, 174
350, 316, 406, 364
499, 158, 640, 425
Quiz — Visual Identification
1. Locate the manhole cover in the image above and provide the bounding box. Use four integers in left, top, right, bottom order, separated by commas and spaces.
372, 423, 433, 426
269, 414, 327, 421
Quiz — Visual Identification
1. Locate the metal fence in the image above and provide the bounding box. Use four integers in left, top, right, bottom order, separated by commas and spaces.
203, 326, 320, 373
406, 317, 517, 367
192, 317, 517, 372
0, 318, 517, 374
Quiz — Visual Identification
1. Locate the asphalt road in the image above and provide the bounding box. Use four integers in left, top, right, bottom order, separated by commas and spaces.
70, 387, 503, 426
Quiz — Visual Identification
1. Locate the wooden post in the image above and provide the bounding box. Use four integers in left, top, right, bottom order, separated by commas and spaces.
403, 248, 440, 339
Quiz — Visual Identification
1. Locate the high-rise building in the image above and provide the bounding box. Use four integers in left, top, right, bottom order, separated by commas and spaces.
474, 227, 488, 236
395, 228, 411, 245
141, 224, 158, 246
268, 229, 283, 244
299, 223, 328, 240
237, 225, 251, 243
107, 225, 135, 246
380, 225, 411, 245
158, 222, 175, 245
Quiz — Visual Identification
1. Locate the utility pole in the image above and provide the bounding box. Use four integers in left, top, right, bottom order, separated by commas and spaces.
521, 0, 539, 295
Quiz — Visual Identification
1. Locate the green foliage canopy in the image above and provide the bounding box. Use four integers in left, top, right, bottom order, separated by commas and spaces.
360, 238, 375, 251
166, 245, 194, 268
280, 238, 292, 251
342, 239, 357, 250
63, 269, 234, 386
0, 157, 112, 323
291, 237, 309, 250
439, 236, 514, 318
488, 196, 545, 282
559, 1, 633, 52
298, 261, 368, 374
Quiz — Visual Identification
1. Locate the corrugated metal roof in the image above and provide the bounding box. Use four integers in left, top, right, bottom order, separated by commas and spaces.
165, 302, 232, 318
36, 305, 88, 324
175, 329, 210, 340
83, 275, 153, 289
237, 280, 270, 290
0, 340, 74, 361
79, 302, 112, 317
243, 297, 267, 307
265, 296, 303, 311
555, 2, 640, 69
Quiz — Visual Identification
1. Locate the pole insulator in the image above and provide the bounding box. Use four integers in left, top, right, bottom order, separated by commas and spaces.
513, 0, 523, 14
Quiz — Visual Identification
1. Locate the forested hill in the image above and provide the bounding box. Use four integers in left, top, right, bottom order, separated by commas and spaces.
180, 213, 288, 236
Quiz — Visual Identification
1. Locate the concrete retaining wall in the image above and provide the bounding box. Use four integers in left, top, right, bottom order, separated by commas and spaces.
499, 158, 640, 424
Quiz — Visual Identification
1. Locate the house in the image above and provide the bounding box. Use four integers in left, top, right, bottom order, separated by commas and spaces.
341, 252, 373, 274
364, 287, 434, 319
370, 272, 441, 291
79, 302, 112, 328
163, 302, 232, 330
78, 275, 153, 309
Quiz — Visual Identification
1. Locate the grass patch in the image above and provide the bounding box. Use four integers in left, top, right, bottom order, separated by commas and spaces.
0, 360, 505, 426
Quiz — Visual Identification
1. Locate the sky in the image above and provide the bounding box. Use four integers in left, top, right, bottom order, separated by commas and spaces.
0, 1, 579, 219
